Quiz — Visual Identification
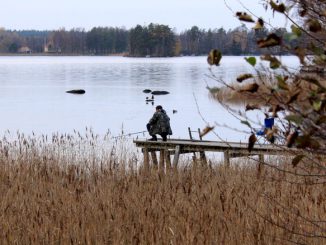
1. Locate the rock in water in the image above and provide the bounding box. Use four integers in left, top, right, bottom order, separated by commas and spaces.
143, 89, 152, 93
151, 90, 169, 95
66, 89, 86, 94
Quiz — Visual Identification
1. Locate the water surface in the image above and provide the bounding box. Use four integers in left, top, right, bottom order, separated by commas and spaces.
0, 56, 300, 141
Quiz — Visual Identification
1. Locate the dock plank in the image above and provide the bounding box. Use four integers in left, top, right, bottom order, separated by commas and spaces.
134, 139, 321, 170
134, 139, 289, 156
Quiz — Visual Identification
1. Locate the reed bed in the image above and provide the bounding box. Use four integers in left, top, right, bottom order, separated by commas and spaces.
211, 74, 326, 106
0, 130, 325, 244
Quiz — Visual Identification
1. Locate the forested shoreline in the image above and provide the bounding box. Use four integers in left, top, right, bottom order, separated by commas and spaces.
0, 23, 304, 56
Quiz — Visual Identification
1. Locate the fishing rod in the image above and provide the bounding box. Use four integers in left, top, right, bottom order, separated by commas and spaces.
110, 130, 147, 139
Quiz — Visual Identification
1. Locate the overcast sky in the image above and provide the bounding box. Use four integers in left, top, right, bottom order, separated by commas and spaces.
1, 0, 288, 32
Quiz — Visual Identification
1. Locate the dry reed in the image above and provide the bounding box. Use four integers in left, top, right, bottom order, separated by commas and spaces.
0, 130, 325, 244
211, 74, 326, 107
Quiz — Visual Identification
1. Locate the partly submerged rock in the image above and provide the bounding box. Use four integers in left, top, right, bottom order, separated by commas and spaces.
151, 90, 169, 95
143, 89, 152, 93
66, 89, 86, 94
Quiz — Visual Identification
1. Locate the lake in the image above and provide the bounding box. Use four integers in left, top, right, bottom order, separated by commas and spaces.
0, 56, 300, 142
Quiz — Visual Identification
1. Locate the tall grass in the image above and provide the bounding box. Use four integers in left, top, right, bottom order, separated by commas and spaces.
211, 74, 326, 106
0, 131, 325, 244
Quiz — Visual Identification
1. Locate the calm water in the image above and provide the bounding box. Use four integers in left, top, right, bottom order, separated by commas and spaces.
0, 56, 299, 141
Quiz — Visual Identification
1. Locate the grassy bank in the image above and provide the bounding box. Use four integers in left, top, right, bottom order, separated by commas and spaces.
0, 132, 325, 244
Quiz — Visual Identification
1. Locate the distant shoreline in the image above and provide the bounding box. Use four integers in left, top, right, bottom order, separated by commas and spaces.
0, 53, 127, 57
0, 53, 295, 57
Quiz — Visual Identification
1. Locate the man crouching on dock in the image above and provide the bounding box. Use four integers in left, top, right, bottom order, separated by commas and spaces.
146, 105, 172, 141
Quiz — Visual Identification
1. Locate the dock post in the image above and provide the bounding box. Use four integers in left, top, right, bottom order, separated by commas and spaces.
165, 150, 171, 170
188, 127, 193, 140
143, 147, 150, 171
224, 151, 230, 167
198, 128, 207, 165
159, 150, 165, 172
259, 154, 264, 163
198, 128, 202, 140
151, 151, 158, 168
173, 145, 180, 168
258, 154, 264, 176
199, 152, 207, 166
188, 127, 197, 163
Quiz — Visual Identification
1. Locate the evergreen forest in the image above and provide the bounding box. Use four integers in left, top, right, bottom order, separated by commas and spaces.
0, 23, 307, 56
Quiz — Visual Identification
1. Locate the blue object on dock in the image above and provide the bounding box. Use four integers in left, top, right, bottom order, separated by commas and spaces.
264, 117, 274, 129
255, 117, 274, 136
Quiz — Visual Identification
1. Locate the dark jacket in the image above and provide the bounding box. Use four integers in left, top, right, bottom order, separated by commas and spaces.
148, 109, 172, 135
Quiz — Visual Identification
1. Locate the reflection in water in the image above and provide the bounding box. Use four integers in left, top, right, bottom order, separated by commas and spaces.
130, 63, 174, 87
0, 56, 300, 142
184, 65, 203, 83
146, 101, 155, 106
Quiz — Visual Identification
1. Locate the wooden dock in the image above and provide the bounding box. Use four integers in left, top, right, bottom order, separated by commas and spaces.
134, 139, 291, 170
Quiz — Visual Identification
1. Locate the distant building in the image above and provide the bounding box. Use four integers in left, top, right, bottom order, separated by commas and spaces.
18, 46, 32, 54
44, 42, 61, 53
